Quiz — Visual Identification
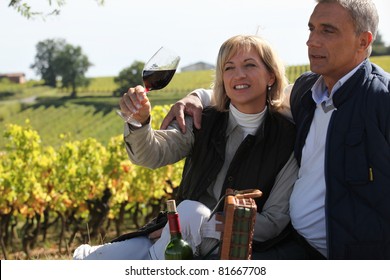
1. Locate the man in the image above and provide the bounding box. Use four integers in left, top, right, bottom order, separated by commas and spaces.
160, 0, 390, 259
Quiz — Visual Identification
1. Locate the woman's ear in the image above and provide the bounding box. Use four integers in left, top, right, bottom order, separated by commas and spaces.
268, 73, 276, 87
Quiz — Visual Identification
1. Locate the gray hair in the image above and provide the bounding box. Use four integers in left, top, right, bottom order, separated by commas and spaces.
316, 0, 379, 55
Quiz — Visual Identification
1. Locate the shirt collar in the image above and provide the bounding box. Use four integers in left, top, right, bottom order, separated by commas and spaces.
311, 61, 364, 105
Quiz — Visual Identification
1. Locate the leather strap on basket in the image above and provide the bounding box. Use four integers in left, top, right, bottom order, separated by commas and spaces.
208, 188, 262, 221
230, 189, 262, 199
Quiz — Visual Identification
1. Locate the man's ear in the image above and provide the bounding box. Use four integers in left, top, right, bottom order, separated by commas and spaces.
359, 31, 373, 51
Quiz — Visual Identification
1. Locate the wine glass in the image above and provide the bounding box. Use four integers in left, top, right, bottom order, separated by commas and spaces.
117, 46, 180, 126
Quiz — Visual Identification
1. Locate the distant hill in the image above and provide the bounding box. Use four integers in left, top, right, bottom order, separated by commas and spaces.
180, 62, 215, 72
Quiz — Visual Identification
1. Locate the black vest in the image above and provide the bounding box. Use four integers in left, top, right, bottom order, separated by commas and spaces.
176, 106, 296, 213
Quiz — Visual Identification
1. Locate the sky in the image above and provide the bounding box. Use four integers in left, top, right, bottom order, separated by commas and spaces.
1, 0, 389, 80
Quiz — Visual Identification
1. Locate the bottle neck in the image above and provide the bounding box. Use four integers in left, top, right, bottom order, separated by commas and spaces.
167, 212, 182, 239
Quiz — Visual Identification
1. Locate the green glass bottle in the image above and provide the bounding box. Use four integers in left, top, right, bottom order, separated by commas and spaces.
164, 200, 194, 260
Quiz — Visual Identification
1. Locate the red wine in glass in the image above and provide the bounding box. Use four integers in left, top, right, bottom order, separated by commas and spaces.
117, 46, 180, 125
143, 69, 177, 92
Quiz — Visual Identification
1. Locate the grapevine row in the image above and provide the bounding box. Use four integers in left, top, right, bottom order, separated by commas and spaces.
0, 105, 184, 259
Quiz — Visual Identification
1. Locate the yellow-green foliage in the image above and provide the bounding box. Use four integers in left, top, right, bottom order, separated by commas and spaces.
0, 105, 184, 222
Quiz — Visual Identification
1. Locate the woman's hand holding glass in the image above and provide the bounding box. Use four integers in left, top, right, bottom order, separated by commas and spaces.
117, 46, 180, 127
119, 85, 151, 126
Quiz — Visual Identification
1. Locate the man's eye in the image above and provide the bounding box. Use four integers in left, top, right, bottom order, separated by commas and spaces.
324, 29, 334, 33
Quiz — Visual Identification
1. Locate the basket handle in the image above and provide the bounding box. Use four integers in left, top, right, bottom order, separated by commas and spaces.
234, 189, 262, 199
208, 188, 262, 222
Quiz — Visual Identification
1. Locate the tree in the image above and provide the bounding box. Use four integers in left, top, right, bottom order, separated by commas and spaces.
31, 39, 92, 97
372, 32, 390, 56
56, 44, 93, 98
113, 61, 144, 96
30, 39, 66, 87
8, 0, 104, 19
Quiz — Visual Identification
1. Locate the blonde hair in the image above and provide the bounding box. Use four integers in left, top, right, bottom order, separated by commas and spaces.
212, 35, 288, 112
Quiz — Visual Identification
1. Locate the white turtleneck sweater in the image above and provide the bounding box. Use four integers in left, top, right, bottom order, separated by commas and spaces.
229, 103, 266, 137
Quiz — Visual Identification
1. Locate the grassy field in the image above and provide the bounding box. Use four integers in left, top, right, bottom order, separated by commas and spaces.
370, 55, 390, 71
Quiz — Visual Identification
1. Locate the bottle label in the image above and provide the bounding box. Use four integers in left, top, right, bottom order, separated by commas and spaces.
167, 213, 181, 234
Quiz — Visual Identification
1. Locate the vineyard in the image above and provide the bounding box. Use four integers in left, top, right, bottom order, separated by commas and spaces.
0, 105, 185, 260
0, 57, 389, 259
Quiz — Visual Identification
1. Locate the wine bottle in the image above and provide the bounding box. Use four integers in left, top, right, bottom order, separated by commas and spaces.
164, 200, 193, 260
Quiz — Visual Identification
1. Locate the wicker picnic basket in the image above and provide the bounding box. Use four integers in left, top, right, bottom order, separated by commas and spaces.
215, 188, 262, 260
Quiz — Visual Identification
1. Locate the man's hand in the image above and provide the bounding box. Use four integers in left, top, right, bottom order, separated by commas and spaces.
160, 93, 203, 133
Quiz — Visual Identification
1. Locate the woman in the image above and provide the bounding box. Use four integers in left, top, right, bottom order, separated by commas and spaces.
73, 35, 298, 260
